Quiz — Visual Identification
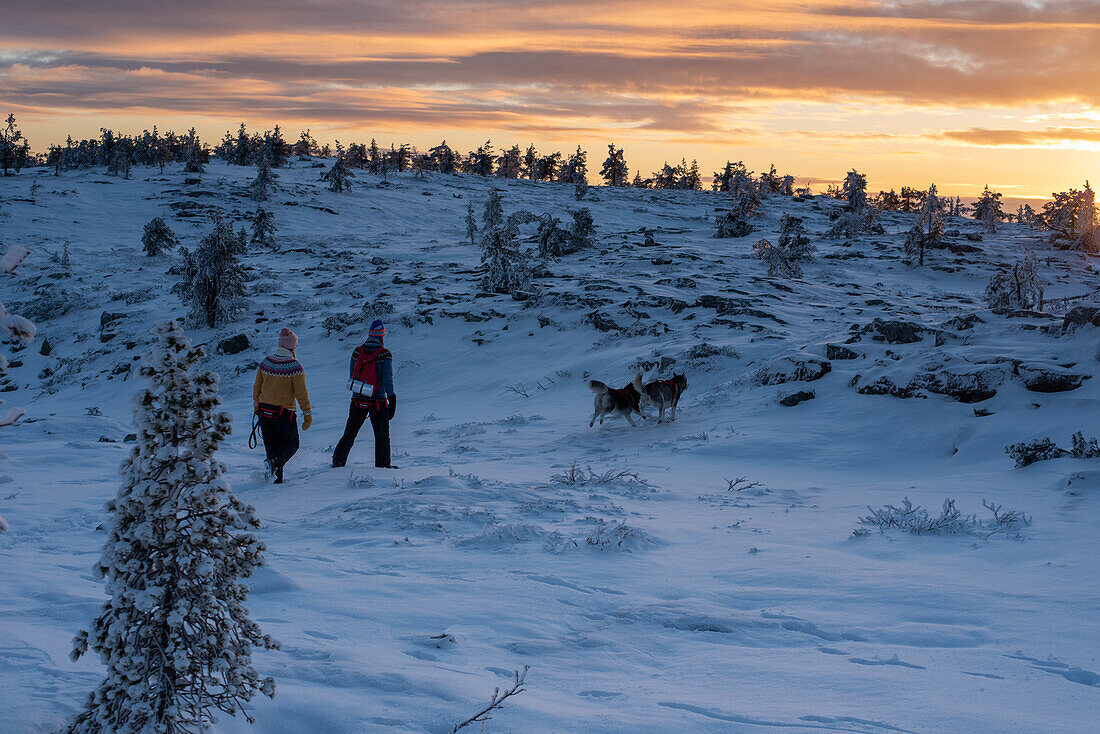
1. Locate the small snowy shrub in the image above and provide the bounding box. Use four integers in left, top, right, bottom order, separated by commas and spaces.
986, 251, 1043, 311
778, 213, 814, 261
1071, 431, 1100, 459
715, 191, 754, 238
753, 238, 801, 277
551, 461, 647, 487
141, 217, 179, 256
65, 321, 278, 733
586, 520, 657, 551
856, 497, 1031, 539
1005, 437, 1068, 467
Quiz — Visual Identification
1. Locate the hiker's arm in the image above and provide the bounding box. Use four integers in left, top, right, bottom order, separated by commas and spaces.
293, 372, 312, 415
252, 369, 262, 410
380, 356, 395, 397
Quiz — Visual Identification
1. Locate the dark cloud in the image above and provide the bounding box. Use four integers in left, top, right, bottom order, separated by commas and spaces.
2, 1, 1098, 142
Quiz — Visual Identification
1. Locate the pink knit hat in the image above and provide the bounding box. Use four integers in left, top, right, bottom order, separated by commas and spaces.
278, 327, 298, 350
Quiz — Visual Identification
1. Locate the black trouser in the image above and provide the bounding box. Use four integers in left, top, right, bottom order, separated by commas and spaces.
332, 400, 390, 468
258, 407, 299, 476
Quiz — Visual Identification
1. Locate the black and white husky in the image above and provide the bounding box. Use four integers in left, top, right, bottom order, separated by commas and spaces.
588, 380, 644, 427
633, 372, 688, 422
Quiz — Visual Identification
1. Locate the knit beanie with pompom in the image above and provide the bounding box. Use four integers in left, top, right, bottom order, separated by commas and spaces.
278, 327, 298, 350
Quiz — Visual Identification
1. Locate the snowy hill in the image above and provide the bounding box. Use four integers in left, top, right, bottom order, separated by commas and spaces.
2, 161, 1099, 733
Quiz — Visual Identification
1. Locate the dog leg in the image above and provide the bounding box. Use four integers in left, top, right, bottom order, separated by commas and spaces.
625, 411, 637, 427
658, 403, 666, 423
670, 400, 677, 421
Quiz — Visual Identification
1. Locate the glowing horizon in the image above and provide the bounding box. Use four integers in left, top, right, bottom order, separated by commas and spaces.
3, 0, 1098, 199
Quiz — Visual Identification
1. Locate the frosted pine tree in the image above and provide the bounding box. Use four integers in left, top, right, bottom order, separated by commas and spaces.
986, 251, 1043, 311
477, 192, 532, 296
481, 188, 504, 232
250, 208, 277, 250
753, 238, 801, 277
142, 217, 180, 257
65, 321, 278, 733
466, 141, 495, 176
522, 144, 539, 180
972, 185, 1004, 233
250, 155, 277, 202
322, 155, 354, 192
715, 190, 755, 238
183, 128, 205, 174
495, 145, 522, 179
778, 213, 814, 261
175, 215, 247, 328
826, 169, 877, 240
429, 141, 459, 174
903, 184, 945, 265
600, 144, 628, 186
560, 146, 588, 184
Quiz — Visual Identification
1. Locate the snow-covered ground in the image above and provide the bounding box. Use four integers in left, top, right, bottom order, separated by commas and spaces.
2, 161, 1098, 733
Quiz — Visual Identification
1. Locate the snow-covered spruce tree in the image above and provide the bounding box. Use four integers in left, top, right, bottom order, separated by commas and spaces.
841, 169, 868, 211
481, 188, 504, 232
465, 202, 478, 245
477, 192, 532, 296
986, 250, 1043, 311
680, 159, 702, 191
466, 140, 495, 176
778, 213, 814, 261
600, 144, 628, 186
429, 140, 459, 174
66, 321, 278, 733
560, 146, 588, 185
715, 190, 755, 238
250, 155, 277, 202
973, 185, 1004, 233
522, 144, 539, 180
322, 155, 354, 192
753, 238, 801, 277
1016, 203, 1037, 228
183, 128, 206, 174
250, 208, 277, 250
826, 169, 877, 240
142, 217, 180, 257
496, 145, 522, 179
0, 113, 32, 176
175, 215, 248, 328
903, 184, 945, 266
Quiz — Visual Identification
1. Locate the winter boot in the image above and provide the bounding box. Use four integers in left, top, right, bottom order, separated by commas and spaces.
273, 463, 284, 484
264, 458, 275, 479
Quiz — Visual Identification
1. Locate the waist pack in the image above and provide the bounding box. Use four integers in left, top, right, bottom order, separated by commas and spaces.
257, 403, 294, 420
348, 347, 387, 397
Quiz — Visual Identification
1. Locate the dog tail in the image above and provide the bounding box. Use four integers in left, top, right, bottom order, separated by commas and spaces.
633, 371, 645, 393
587, 379, 609, 394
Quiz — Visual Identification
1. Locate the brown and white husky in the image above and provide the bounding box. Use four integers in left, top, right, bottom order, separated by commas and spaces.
633, 372, 688, 422
587, 380, 644, 427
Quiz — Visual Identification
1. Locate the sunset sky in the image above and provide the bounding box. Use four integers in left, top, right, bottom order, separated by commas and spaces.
2, 0, 1098, 199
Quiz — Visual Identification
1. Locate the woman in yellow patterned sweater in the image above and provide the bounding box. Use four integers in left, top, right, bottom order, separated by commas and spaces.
253, 328, 312, 483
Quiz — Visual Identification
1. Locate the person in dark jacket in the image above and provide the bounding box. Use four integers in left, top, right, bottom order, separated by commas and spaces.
332, 319, 397, 468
